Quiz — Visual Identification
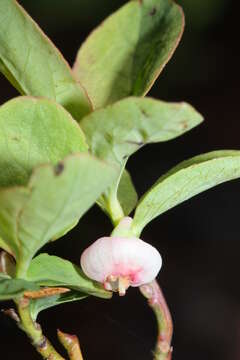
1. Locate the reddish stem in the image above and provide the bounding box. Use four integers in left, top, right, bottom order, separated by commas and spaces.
140, 280, 173, 360
58, 330, 84, 360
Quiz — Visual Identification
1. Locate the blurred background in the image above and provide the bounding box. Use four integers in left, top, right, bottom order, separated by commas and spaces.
0, 0, 239, 359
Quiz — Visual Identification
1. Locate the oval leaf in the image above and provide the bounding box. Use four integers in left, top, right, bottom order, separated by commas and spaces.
0, 97, 88, 187
80, 97, 203, 165
27, 254, 111, 299
0, 0, 91, 120
132, 150, 240, 235
74, 0, 184, 108
81, 97, 202, 221
0, 154, 118, 276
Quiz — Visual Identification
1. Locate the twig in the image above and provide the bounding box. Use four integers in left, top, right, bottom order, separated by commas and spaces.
58, 330, 84, 360
140, 280, 173, 360
16, 297, 65, 360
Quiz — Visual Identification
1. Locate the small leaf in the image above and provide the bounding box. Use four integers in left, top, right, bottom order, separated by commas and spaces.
0, 97, 88, 187
27, 254, 112, 299
0, 0, 91, 120
132, 150, 240, 236
80, 97, 203, 165
0, 154, 118, 276
29, 291, 87, 321
74, 0, 184, 108
0, 278, 39, 300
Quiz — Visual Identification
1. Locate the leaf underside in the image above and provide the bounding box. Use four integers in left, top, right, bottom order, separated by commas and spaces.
132, 150, 240, 235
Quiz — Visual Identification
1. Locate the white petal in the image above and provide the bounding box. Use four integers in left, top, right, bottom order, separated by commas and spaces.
81, 236, 162, 287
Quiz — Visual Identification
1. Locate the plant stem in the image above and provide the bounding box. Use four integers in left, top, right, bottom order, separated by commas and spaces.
107, 160, 128, 226
107, 189, 125, 226
15, 259, 30, 279
140, 281, 173, 360
58, 330, 84, 360
16, 297, 65, 360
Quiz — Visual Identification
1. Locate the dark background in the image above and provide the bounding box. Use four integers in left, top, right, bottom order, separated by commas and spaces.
0, 0, 239, 359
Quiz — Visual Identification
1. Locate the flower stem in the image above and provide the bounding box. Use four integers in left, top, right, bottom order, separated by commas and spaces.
58, 330, 84, 360
16, 297, 65, 360
140, 281, 173, 360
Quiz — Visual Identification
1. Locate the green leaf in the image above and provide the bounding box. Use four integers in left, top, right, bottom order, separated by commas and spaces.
0, 96, 88, 187
132, 150, 240, 236
51, 219, 79, 242
74, 0, 184, 108
0, 154, 118, 276
0, 278, 39, 300
29, 291, 87, 321
27, 254, 111, 299
81, 97, 202, 222
0, 0, 91, 120
80, 97, 203, 165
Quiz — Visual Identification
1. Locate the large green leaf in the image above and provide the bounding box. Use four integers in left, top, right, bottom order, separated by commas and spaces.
0, 0, 91, 120
27, 254, 112, 299
81, 97, 202, 221
0, 97, 88, 187
132, 151, 240, 236
74, 0, 184, 108
0, 278, 39, 300
29, 291, 87, 321
0, 154, 118, 277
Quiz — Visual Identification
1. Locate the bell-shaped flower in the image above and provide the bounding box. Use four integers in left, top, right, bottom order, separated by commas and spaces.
80, 220, 162, 296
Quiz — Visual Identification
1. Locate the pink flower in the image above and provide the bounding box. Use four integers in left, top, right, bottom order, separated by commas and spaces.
80, 219, 162, 296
